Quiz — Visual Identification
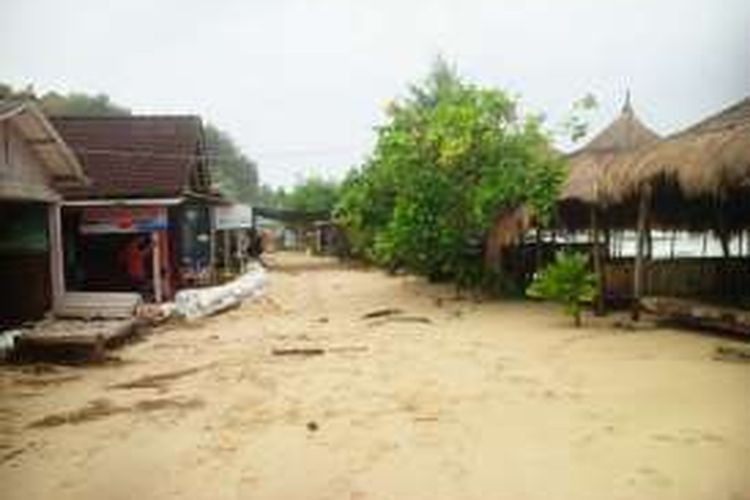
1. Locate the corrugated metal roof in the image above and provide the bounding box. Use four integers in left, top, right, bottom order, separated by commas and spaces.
51, 115, 212, 199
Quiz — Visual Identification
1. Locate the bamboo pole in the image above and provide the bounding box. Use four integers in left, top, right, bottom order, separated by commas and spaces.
632, 184, 651, 321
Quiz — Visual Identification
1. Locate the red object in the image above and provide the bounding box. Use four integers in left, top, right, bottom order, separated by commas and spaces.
121, 239, 146, 281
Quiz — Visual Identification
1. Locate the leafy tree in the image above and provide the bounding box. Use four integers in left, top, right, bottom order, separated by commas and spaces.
40, 91, 131, 116
280, 176, 339, 213
559, 93, 598, 143
204, 124, 260, 203
335, 58, 565, 287
526, 252, 596, 327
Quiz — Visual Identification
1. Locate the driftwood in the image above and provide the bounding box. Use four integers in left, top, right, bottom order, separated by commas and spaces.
361, 307, 403, 319
368, 316, 433, 327
271, 348, 325, 357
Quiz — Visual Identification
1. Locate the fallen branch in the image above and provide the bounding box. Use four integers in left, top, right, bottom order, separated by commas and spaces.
271, 348, 325, 357
361, 308, 403, 319
368, 316, 433, 327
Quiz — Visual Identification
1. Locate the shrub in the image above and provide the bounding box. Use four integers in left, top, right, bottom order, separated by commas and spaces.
527, 252, 596, 327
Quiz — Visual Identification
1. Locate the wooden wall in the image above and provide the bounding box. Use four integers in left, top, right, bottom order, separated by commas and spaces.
605, 258, 750, 300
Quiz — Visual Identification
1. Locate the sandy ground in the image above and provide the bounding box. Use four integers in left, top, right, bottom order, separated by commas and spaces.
1, 252, 749, 500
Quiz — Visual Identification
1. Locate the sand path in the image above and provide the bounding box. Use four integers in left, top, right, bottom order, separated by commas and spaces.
1, 252, 748, 499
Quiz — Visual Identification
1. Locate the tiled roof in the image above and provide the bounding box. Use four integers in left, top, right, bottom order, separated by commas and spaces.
51, 115, 210, 199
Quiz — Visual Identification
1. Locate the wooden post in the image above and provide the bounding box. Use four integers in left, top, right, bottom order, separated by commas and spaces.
223, 230, 231, 274
632, 185, 651, 321
534, 227, 543, 271
591, 205, 605, 315
151, 231, 162, 303
48, 203, 65, 313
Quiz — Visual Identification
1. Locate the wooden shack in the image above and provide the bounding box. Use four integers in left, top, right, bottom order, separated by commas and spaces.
50, 115, 224, 302
0, 100, 87, 327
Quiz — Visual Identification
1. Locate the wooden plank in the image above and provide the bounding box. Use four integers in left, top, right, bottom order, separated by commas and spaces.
55, 292, 141, 319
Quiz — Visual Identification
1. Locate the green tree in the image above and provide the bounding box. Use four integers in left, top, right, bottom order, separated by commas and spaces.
40, 91, 131, 116
281, 176, 339, 213
204, 124, 260, 203
335, 58, 565, 286
526, 252, 596, 327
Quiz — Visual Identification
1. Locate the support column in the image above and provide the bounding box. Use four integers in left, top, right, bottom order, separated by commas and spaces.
591, 205, 605, 316
223, 230, 231, 274
152, 231, 162, 303
632, 185, 651, 321
48, 202, 65, 313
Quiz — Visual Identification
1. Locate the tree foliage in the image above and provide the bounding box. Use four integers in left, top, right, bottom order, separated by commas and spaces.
40, 91, 131, 116
204, 124, 260, 203
278, 176, 339, 213
526, 252, 596, 327
335, 59, 565, 286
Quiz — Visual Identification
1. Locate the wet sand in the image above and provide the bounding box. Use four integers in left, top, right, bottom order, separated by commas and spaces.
1, 252, 748, 499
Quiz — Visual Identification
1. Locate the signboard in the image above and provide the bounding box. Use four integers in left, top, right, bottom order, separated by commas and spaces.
214, 204, 254, 230
80, 206, 168, 234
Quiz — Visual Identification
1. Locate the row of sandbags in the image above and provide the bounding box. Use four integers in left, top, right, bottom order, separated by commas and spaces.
174, 264, 268, 320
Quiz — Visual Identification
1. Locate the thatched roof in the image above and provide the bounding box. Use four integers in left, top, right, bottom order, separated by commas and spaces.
601, 96, 750, 203
560, 95, 660, 205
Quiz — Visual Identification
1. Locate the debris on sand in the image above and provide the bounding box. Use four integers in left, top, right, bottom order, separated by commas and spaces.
713, 345, 750, 364
109, 366, 206, 390
361, 308, 403, 319
368, 315, 433, 327
0, 448, 26, 465
272, 348, 325, 357
28, 398, 124, 428
306, 421, 319, 432
28, 396, 204, 428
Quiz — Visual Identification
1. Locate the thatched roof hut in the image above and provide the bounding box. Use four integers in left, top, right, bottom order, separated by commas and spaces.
559, 95, 660, 228
602, 97, 750, 213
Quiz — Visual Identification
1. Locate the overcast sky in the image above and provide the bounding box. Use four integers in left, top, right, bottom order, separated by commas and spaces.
2, 0, 748, 187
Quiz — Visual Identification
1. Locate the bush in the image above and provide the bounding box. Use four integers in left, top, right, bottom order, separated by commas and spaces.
527, 252, 596, 327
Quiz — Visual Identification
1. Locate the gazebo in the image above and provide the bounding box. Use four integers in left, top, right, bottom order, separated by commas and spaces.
557, 94, 661, 312
598, 96, 750, 320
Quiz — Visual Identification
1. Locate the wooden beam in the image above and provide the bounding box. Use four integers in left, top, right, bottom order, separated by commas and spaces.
632, 184, 651, 321
591, 205, 605, 316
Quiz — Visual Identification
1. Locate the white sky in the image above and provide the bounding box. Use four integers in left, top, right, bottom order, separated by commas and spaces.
2, 0, 748, 187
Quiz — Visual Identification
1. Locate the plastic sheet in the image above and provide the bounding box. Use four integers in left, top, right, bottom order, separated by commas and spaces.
174, 265, 267, 320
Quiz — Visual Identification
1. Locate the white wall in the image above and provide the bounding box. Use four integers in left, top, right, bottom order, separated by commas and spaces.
0, 120, 58, 201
